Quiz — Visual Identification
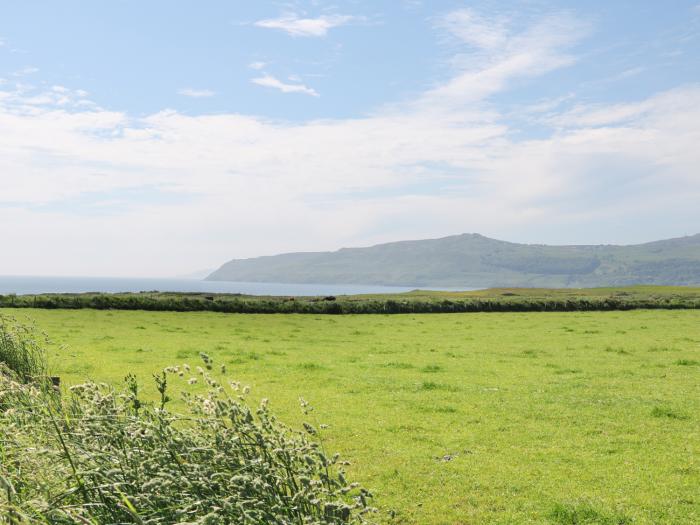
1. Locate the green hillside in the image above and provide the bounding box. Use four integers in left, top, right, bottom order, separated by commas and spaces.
207, 233, 700, 288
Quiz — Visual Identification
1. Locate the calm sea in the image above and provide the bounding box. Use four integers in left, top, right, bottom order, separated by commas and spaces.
0, 276, 427, 296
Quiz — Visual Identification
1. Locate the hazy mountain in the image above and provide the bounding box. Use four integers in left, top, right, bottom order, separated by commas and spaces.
206, 233, 700, 288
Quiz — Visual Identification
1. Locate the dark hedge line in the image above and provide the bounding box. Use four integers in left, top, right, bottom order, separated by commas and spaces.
1, 294, 699, 314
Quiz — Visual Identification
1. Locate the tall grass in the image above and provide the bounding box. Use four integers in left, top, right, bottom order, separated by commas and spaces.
0, 322, 376, 524
0, 314, 47, 381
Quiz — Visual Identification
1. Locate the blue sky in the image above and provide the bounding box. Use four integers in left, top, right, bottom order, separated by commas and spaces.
3, 1, 698, 120
1, 1, 699, 276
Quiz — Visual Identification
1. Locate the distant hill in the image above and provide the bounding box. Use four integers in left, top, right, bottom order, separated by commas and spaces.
206, 233, 700, 288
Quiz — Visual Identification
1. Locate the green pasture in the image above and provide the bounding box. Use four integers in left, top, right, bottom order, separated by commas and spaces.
3, 308, 699, 524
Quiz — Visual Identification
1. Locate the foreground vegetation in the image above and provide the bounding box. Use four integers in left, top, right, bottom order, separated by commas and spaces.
2, 285, 700, 314
2, 307, 698, 523
0, 317, 374, 524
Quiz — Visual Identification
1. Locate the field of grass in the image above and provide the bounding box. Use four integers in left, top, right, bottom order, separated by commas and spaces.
3, 307, 699, 524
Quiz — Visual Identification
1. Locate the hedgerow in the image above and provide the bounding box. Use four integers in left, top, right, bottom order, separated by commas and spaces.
1, 292, 699, 314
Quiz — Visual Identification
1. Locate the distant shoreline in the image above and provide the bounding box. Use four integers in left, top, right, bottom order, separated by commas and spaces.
0, 275, 440, 297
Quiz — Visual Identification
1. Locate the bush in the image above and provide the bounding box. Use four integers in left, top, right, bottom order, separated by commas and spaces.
0, 332, 375, 523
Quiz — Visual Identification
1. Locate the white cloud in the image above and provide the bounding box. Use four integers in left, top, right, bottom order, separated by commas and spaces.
417, 10, 587, 111
177, 88, 215, 98
403, 1, 423, 10
12, 66, 39, 77
254, 14, 355, 37
0, 8, 698, 277
519, 94, 576, 115
617, 66, 645, 79
248, 61, 266, 70
0, 83, 97, 110
251, 74, 319, 97
438, 9, 509, 50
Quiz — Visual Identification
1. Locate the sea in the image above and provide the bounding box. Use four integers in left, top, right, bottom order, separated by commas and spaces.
0, 276, 441, 296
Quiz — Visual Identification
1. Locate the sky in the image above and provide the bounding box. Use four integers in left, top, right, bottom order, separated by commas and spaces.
1, 0, 699, 277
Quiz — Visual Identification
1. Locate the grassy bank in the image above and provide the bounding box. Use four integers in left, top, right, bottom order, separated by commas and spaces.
2, 285, 700, 314
3, 307, 698, 524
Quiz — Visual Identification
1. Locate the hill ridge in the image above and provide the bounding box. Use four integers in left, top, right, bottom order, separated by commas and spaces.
207, 233, 700, 288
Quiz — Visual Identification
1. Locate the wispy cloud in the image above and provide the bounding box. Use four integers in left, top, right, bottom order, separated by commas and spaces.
12, 66, 39, 77
402, 1, 424, 10
251, 74, 319, 97
420, 9, 588, 108
248, 61, 266, 70
438, 9, 509, 50
615, 66, 645, 80
254, 14, 356, 37
178, 88, 215, 98
0, 83, 96, 109
519, 94, 576, 115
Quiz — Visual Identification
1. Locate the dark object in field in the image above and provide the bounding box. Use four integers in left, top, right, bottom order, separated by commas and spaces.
324, 296, 337, 301
29, 375, 61, 391
204, 295, 215, 301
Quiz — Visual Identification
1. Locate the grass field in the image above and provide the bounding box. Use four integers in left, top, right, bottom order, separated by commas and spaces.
3, 307, 699, 524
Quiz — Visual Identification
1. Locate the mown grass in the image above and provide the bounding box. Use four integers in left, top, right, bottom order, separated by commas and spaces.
2, 308, 699, 524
